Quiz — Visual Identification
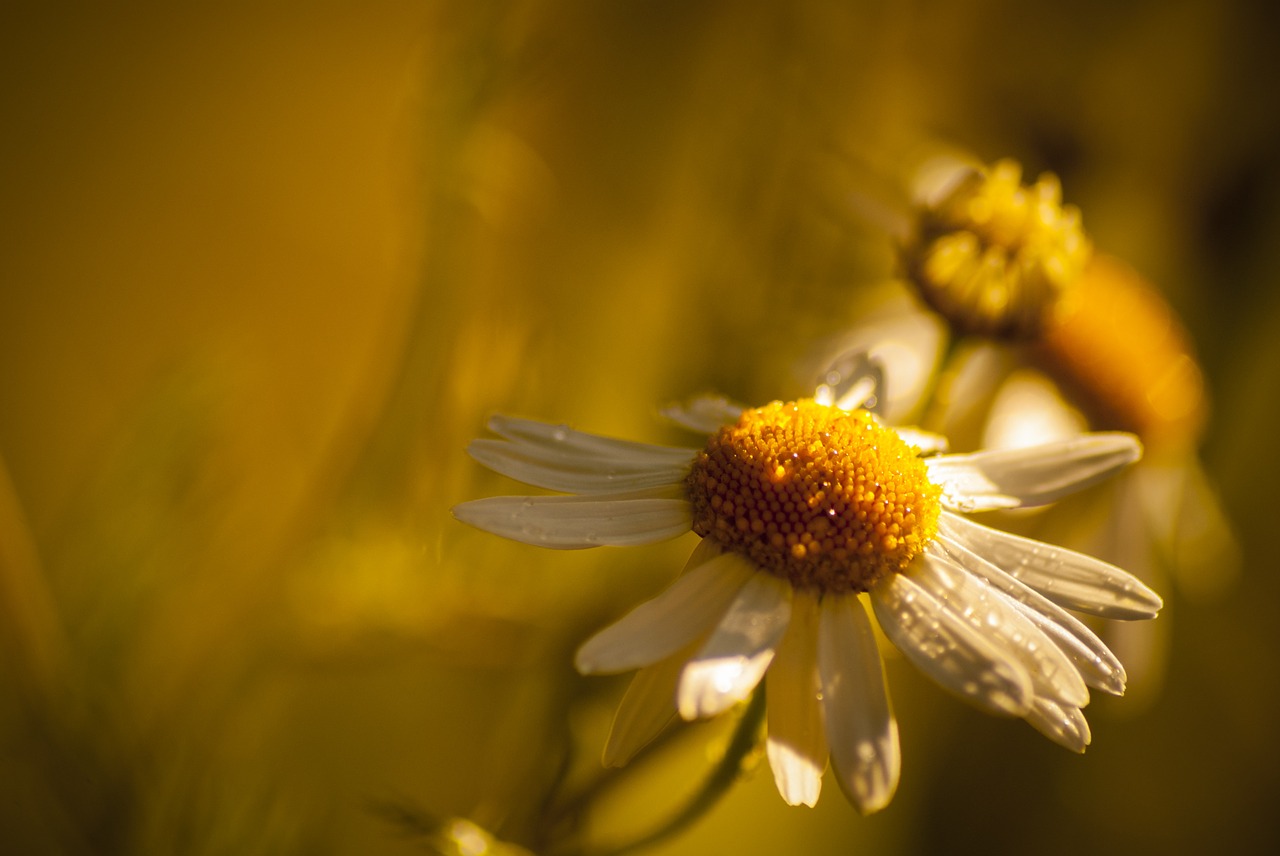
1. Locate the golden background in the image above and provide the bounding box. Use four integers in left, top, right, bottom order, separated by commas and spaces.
2, 2, 1278, 854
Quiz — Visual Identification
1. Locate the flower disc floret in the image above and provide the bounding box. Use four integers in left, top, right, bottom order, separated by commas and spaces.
686, 400, 941, 594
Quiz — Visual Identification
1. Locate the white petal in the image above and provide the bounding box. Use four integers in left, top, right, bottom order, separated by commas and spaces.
487, 414, 698, 466
936, 514, 1127, 694
678, 573, 792, 719
915, 545, 1089, 708
766, 589, 826, 807
871, 571, 1033, 716
939, 513, 1164, 619
1025, 697, 1091, 753
602, 645, 691, 767
575, 549, 754, 674
660, 395, 744, 434
467, 438, 693, 494
893, 426, 949, 456
982, 368, 1088, 451
813, 294, 945, 423
926, 432, 1142, 511
818, 594, 900, 815
452, 487, 691, 549
813, 348, 883, 413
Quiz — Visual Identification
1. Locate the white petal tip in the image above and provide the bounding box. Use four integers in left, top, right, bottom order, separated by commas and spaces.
767, 743, 825, 808
573, 631, 648, 676
1119, 434, 1144, 464
573, 635, 649, 676
775, 775, 822, 808
572, 648, 598, 675
450, 500, 485, 528
1101, 662, 1129, 696
1028, 701, 1093, 752
1105, 588, 1164, 620
1118, 575, 1165, 618
1079, 432, 1144, 464
1099, 675, 1127, 697
854, 795, 893, 815
844, 773, 898, 815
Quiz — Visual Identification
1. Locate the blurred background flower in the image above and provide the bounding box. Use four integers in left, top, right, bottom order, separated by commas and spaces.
2, 1, 1278, 854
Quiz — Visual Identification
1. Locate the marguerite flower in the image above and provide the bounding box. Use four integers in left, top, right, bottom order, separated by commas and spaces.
453, 395, 1162, 813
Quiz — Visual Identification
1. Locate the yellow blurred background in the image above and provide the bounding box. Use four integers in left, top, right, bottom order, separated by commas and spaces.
2, 2, 1278, 854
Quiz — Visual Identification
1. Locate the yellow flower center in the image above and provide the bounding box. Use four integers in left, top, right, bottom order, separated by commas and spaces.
902, 158, 1092, 340
686, 400, 941, 594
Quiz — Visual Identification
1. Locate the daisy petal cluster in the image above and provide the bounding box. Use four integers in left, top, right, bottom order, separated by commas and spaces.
453, 397, 1161, 813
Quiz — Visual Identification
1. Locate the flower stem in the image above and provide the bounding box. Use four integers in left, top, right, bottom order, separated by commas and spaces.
550, 689, 767, 856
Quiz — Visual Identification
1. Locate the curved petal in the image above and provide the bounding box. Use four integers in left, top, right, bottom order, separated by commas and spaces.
602, 643, 697, 767
819, 594, 900, 815
936, 514, 1127, 694
660, 396, 744, 434
894, 427, 949, 457
575, 549, 754, 674
871, 570, 1033, 716
766, 588, 826, 807
487, 414, 698, 465
914, 544, 1089, 708
467, 438, 693, 494
1025, 697, 1091, 753
814, 294, 945, 423
452, 487, 691, 549
939, 513, 1164, 619
678, 573, 792, 719
926, 432, 1142, 511
814, 348, 883, 413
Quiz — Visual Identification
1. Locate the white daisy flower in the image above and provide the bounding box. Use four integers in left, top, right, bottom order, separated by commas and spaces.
453, 396, 1162, 813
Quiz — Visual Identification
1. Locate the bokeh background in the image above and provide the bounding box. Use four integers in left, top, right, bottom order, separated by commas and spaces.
3, 1, 1279, 854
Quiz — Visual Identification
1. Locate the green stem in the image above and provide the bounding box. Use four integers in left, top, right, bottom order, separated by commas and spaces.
545, 716, 689, 831
550, 690, 767, 856
917, 332, 969, 432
